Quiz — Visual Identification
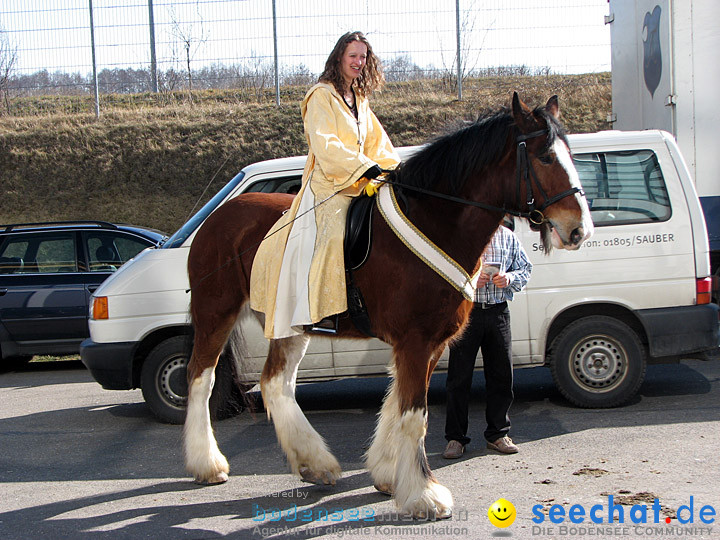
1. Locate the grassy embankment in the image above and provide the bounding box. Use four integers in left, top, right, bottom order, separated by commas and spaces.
0, 73, 610, 234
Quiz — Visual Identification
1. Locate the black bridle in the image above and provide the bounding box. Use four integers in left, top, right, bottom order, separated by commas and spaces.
382, 129, 585, 225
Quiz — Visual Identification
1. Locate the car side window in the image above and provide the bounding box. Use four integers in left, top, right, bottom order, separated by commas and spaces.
34, 234, 77, 273
86, 232, 151, 272
573, 150, 671, 226
1, 234, 77, 274
0, 239, 29, 274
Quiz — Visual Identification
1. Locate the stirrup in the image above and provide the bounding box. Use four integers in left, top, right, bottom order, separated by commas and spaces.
309, 315, 338, 334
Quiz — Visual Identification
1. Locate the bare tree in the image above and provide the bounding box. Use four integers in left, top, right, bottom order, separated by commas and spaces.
167, 3, 208, 100
0, 25, 18, 114
383, 55, 428, 82
438, 0, 492, 90
281, 64, 314, 87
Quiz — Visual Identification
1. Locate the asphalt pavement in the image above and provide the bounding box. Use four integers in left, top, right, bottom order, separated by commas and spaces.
1, 358, 719, 539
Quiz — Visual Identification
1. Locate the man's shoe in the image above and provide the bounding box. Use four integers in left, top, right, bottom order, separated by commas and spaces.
487, 436, 518, 454
442, 440, 465, 459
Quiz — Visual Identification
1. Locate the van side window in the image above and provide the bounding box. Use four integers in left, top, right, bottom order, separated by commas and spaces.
244, 176, 302, 195
573, 150, 671, 226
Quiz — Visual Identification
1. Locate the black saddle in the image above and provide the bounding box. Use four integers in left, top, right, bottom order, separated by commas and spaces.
343, 194, 376, 337
344, 194, 375, 270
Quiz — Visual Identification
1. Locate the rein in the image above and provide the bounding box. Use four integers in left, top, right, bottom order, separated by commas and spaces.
381, 129, 585, 225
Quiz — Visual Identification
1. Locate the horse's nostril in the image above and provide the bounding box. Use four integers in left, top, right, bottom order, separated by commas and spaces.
570, 228, 583, 244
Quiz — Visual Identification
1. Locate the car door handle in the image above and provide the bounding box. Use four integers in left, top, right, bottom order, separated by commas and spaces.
0, 288, 7, 296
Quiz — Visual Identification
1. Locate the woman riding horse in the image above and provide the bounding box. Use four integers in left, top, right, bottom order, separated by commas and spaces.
183, 91, 593, 520
250, 31, 400, 339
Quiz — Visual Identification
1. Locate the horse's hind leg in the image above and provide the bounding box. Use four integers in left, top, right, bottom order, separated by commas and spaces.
373, 343, 452, 519
184, 314, 238, 485
261, 335, 342, 485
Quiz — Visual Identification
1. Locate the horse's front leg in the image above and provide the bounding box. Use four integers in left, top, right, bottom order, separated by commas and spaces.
365, 364, 400, 495
373, 344, 452, 519
261, 334, 342, 485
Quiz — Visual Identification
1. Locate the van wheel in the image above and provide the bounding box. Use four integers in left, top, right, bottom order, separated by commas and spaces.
140, 335, 246, 424
141, 336, 189, 424
549, 316, 646, 408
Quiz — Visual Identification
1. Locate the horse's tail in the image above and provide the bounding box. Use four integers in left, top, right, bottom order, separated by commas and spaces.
213, 318, 258, 418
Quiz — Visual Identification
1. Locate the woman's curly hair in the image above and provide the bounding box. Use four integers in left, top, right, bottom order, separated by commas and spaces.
318, 31, 384, 98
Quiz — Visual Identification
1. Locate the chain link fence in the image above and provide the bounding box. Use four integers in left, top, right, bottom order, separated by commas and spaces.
0, 0, 610, 109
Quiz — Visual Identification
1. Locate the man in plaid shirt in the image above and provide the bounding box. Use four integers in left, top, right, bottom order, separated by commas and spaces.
443, 222, 533, 459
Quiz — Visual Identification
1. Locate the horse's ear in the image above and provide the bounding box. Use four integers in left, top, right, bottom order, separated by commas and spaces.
545, 95, 560, 119
512, 92, 534, 132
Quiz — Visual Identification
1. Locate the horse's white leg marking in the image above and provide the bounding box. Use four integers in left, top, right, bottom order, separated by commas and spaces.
365, 367, 401, 494
184, 366, 229, 484
261, 334, 341, 485
393, 408, 453, 519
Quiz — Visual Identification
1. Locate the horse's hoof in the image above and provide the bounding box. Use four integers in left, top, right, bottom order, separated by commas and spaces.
194, 471, 229, 485
400, 482, 453, 520
374, 483, 393, 496
299, 467, 338, 486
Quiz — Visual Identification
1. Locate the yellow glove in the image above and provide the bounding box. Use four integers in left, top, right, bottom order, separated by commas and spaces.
364, 180, 381, 197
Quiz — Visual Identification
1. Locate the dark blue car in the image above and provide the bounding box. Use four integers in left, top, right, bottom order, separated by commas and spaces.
0, 221, 166, 369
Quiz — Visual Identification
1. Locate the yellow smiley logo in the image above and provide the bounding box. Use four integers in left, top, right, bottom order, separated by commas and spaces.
488, 498, 516, 528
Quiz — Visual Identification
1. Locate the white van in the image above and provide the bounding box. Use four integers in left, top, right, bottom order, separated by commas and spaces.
81, 130, 719, 423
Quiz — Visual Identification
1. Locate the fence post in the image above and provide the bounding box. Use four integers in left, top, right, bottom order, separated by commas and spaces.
88, 0, 100, 117
272, 0, 280, 106
148, 0, 158, 93
455, 0, 462, 101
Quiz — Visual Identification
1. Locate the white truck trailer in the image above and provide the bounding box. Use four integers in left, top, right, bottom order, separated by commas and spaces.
608, 0, 720, 280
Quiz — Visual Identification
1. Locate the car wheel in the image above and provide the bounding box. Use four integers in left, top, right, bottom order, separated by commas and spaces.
140, 335, 247, 424
549, 316, 646, 408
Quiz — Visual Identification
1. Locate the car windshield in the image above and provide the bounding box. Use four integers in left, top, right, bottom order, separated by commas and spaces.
163, 171, 246, 249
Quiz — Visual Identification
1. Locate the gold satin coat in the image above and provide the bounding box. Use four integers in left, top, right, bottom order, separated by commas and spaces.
250, 83, 400, 338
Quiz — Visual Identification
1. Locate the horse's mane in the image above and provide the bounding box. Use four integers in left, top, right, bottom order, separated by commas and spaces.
392, 104, 567, 196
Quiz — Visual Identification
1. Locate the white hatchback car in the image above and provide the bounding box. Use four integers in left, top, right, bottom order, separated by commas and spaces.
81, 130, 719, 423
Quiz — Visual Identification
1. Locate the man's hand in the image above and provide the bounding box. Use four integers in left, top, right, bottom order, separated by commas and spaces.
491, 272, 509, 288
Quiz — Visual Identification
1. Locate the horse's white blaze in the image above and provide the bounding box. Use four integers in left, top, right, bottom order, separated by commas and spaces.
184, 367, 229, 482
366, 368, 401, 489
552, 139, 594, 246
393, 408, 453, 518
261, 335, 341, 482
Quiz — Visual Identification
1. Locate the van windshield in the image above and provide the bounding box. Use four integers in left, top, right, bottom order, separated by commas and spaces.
163, 171, 246, 249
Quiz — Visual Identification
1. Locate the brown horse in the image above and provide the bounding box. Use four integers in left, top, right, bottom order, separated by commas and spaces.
183, 93, 593, 519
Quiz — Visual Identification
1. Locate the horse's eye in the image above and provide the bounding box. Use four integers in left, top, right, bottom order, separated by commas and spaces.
538, 154, 554, 165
